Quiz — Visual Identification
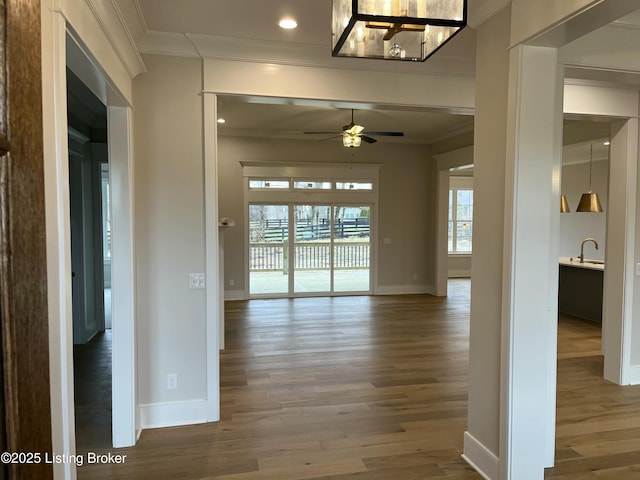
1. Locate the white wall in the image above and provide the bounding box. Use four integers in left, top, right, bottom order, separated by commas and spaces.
134, 54, 209, 423
465, 8, 511, 474
218, 136, 436, 297
448, 255, 472, 277
559, 160, 608, 260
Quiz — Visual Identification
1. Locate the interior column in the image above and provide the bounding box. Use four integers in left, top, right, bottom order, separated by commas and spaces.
500, 43, 564, 479
603, 118, 639, 385
465, 5, 564, 479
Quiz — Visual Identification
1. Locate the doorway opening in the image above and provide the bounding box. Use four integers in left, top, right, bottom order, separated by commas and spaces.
249, 203, 372, 297
67, 68, 112, 449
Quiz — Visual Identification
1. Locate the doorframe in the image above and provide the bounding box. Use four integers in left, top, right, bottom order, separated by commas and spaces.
203, 93, 221, 421
433, 146, 474, 297
42, 12, 138, 477
241, 161, 380, 300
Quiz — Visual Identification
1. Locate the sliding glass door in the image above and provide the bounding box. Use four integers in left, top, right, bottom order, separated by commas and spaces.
293, 205, 331, 293
249, 203, 371, 297
248, 204, 289, 296
333, 205, 370, 292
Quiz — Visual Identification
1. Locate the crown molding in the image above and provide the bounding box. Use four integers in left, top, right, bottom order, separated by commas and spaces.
139, 31, 202, 58
467, 0, 510, 29
130, 0, 149, 35
609, 20, 640, 32
429, 119, 475, 144
85, 0, 147, 78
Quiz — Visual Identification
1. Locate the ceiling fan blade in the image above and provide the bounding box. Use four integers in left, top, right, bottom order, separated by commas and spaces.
304, 131, 342, 135
318, 135, 343, 142
364, 131, 404, 136
361, 135, 377, 144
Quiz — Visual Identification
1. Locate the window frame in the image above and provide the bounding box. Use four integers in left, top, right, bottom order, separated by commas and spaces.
448, 177, 473, 254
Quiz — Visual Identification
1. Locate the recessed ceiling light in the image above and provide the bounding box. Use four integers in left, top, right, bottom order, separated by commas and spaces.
603, 141, 610, 146
217, 118, 226, 124
279, 18, 297, 29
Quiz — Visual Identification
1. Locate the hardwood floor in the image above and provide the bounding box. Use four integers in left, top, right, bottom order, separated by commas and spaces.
74, 330, 112, 450
548, 315, 640, 479
76, 280, 640, 479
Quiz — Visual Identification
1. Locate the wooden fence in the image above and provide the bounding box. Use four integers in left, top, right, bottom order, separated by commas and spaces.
250, 217, 370, 243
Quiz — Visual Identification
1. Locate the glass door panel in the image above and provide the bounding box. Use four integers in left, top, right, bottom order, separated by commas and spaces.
293, 205, 331, 293
333, 206, 370, 292
249, 204, 289, 295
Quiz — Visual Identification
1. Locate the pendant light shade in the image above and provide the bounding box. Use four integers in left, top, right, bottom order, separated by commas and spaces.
576, 143, 604, 213
576, 192, 603, 213
560, 195, 570, 213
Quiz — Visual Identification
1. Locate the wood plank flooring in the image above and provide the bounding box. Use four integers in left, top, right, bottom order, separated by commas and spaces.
547, 315, 640, 479
74, 330, 113, 450
76, 280, 640, 479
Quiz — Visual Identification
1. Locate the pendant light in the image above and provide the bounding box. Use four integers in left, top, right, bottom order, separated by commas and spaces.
576, 143, 603, 213
331, 0, 467, 62
560, 195, 570, 213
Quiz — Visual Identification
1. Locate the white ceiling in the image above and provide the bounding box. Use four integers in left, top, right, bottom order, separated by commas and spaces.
138, 0, 333, 45
129, 1, 639, 148
217, 97, 474, 144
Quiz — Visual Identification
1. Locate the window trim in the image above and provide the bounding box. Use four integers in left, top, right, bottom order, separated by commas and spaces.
448, 177, 473, 254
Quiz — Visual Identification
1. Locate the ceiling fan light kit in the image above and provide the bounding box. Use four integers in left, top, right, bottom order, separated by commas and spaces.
304, 109, 404, 147
343, 135, 362, 147
331, 0, 467, 61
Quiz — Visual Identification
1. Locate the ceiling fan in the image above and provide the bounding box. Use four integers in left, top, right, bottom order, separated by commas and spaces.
304, 109, 404, 147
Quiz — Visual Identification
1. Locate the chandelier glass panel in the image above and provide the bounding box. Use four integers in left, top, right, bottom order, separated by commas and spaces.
332, 0, 466, 62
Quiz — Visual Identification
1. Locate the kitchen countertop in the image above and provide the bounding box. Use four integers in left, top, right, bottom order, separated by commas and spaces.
559, 256, 605, 271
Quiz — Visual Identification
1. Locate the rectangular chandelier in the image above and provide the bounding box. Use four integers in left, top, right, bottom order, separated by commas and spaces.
332, 0, 466, 62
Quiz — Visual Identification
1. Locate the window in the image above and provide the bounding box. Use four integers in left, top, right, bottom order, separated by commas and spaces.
335, 181, 373, 191
294, 180, 332, 190
101, 164, 111, 260
448, 186, 473, 253
249, 179, 290, 189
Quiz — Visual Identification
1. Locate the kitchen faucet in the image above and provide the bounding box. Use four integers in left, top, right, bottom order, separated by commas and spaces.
579, 237, 599, 263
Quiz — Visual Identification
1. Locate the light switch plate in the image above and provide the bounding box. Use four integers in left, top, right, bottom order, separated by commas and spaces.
189, 273, 205, 289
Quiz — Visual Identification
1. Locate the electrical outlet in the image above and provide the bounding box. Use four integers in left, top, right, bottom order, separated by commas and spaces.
189, 273, 205, 289
412, 273, 418, 281
167, 373, 177, 390
229, 279, 234, 287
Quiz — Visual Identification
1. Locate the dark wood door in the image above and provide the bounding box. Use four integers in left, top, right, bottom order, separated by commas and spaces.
0, 0, 53, 479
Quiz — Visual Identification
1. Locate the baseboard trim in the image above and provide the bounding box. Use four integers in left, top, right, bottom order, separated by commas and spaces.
224, 290, 246, 301
225, 286, 440, 298
462, 431, 499, 480
374, 284, 431, 295
626, 365, 640, 385
140, 400, 209, 429
448, 271, 471, 278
